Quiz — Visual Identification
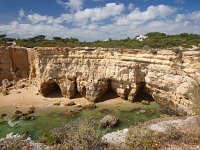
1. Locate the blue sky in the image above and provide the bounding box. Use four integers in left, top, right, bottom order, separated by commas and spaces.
0, 0, 200, 41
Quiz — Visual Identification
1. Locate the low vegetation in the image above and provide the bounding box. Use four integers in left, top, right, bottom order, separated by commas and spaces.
125, 125, 200, 150
40, 118, 106, 150
1, 117, 200, 149
1, 32, 200, 49
0, 136, 29, 150
189, 81, 200, 114
38, 117, 200, 150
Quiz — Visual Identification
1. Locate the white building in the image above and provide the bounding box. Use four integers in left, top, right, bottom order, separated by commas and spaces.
136, 35, 148, 41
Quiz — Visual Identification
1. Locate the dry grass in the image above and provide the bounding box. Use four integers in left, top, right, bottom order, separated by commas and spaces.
40, 118, 105, 150
189, 81, 200, 114
123, 125, 200, 150
0, 137, 26, 150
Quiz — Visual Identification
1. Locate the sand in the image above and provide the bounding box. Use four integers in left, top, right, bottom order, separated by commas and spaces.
0, 85, 125, 113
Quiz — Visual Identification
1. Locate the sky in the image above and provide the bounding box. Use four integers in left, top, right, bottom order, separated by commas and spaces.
0, 0, 200, 41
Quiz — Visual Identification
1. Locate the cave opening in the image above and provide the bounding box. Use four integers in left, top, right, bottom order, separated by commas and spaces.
40, 81, 63, 98
73, 80, 85, 99
74, 86, 85, 99
133, 82, 155, 103
98, 80, 119, 102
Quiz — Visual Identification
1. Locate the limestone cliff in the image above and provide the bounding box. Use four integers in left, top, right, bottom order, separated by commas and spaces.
0, 46, 30, 84
1, 46, 200, 115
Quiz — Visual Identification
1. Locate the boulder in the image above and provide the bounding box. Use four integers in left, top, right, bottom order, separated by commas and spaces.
28, 106, 36, 114
54, 102, 61, 106
99, 108, 112, 114
83, 102, 97, 109
13, 110, 23, 120
99, 115, 120, 128
0, 87, 2, 93
65, 109, 80, 117
2, 89, 9, 96
13, 110, 35, 120
0, 120, 8, 125
16, 91, 21, 94
141, 100, 150, 105
2, 79, 12, 89
65, 101, 76, 106
15, 110, 23, 115
21, 113, 35, 120
1, 113, 7, 119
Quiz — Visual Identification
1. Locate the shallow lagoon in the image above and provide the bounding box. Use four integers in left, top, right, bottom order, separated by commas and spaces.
0, 101, 163, 140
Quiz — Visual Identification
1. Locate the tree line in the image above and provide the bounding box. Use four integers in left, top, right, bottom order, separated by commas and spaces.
0, 32, 200, 49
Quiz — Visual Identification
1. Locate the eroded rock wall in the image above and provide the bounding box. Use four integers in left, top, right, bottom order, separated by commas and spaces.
0, 46, 30, 84
1, 46, 200, 114
28, 47, 200, 114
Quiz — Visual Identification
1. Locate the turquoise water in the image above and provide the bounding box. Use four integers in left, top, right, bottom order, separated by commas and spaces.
0, 101, 163, 140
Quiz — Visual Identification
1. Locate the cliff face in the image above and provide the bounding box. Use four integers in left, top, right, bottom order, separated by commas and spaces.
1, 46, 200, 114
0, 46, 30, 84
30, 47, 200, 114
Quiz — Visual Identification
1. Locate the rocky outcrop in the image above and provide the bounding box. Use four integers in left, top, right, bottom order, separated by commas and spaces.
1, 46, 200, 114
102, 115, 200, 147
99, 114, 120, 128
0, 46, 29, 84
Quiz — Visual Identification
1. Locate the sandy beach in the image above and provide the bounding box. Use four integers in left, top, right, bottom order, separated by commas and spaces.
0, 85, 127, 114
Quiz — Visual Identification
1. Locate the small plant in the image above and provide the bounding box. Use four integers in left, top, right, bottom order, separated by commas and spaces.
143, 45, 151, 50
0, 137, 25, 150
189, 81, 200, 114
163, 125, 182, 141
125, 127, 158, 150
169, 57, 173, 61
173, 49, 180, 55
180, 59, 184, 64
150, 50, 157, 55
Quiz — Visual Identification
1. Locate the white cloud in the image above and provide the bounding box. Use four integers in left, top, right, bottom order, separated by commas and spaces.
0, 3, 200, 41
57, 0, 84, 12
73, 3, 125, 22
175, 0, 185, 5
116, 5, 176, 25
25, 3, 124, 25
26, 13, 55, 24
18, 8, 25, 18
176, 11, 200, 23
